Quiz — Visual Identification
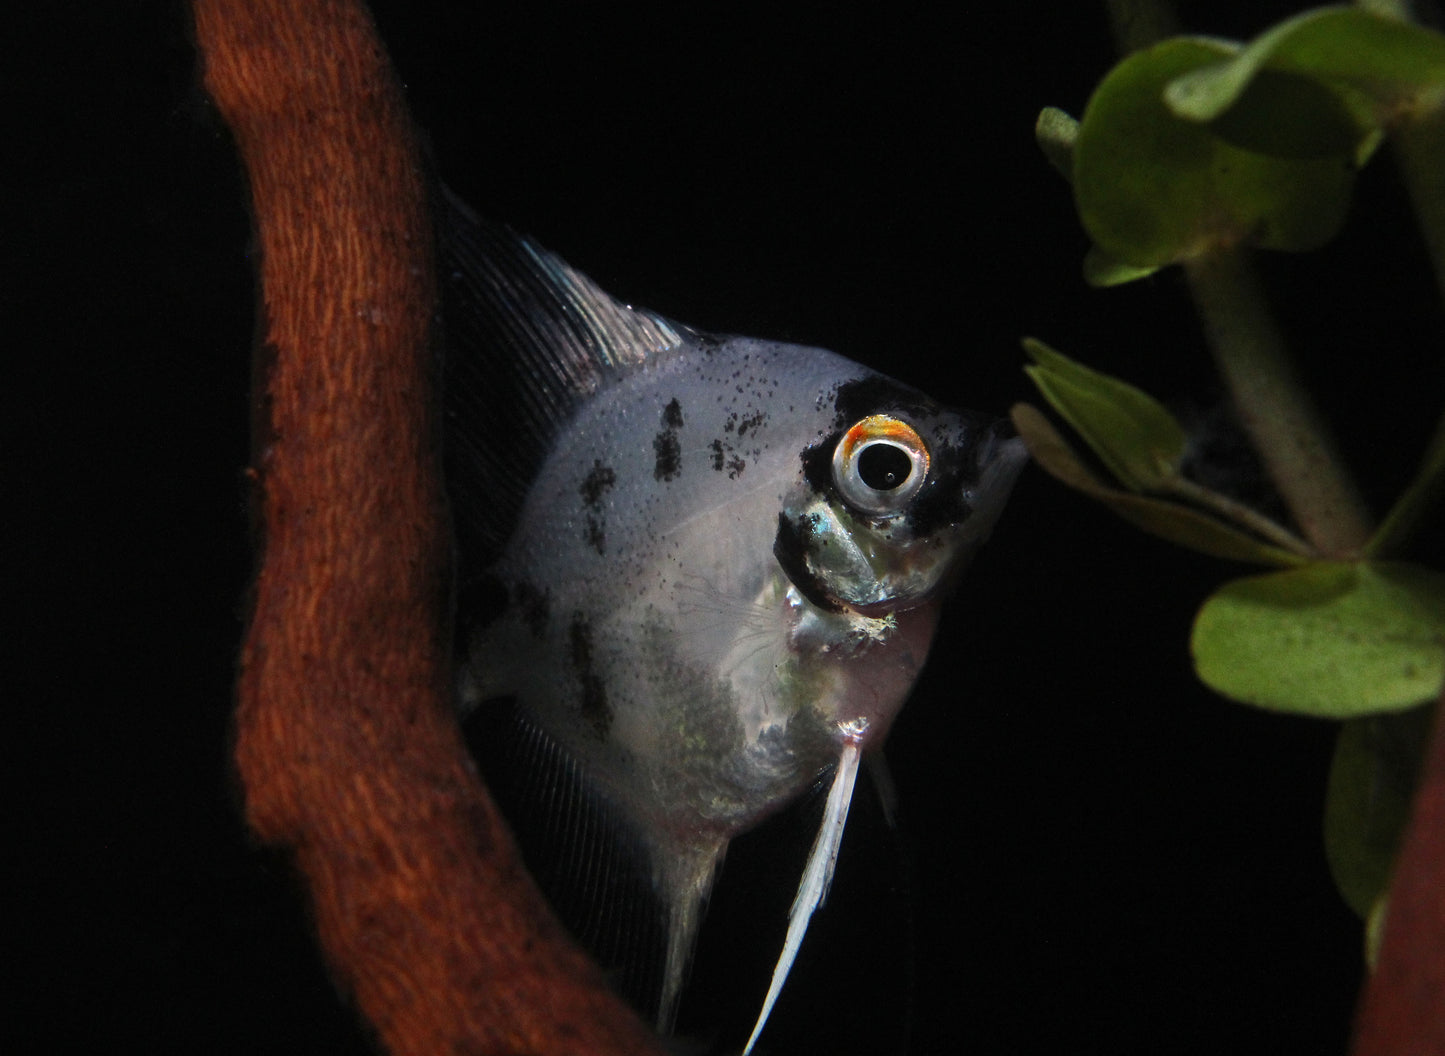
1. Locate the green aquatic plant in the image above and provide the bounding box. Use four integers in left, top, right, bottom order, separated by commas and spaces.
1014, 4, 1445, 1024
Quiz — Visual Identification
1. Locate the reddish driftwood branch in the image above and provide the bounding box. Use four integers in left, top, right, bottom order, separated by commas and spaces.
194, 1, 661, 1051
1352, 692, 1445, 1056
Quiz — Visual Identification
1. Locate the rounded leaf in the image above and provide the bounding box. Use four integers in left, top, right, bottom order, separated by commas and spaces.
1202, 69, 1377, 161
1191, 561, 1445, 716
1074, 37, 1359, 266
1166, 8, 1445, 125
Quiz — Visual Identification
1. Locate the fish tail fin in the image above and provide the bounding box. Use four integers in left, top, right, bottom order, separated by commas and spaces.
742, 738, 864, 1055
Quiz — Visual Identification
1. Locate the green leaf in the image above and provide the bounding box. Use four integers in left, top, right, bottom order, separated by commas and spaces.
1324, 709, 1430, 918
1073, 37, 1359, 267
1166, 8, 1445, 127
1036, 106, 1079, 181
1191, 561, 1445, 716
1022, 338, 1186, 491
1082, 244, 1161, 287
1201, 68, 1380, 162
1368, 411, 1445, 557
1011, 402, 1304, 567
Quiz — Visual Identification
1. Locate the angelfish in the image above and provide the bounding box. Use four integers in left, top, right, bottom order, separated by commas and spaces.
441, 191, 1026, 1051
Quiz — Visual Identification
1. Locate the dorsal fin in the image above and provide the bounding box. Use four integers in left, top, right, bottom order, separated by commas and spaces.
437, 188, 685, 572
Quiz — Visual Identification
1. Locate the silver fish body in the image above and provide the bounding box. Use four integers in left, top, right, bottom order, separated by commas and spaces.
443, 191, 1025, 1045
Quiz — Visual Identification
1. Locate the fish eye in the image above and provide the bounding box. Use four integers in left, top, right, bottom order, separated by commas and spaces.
831, 414, 929, 516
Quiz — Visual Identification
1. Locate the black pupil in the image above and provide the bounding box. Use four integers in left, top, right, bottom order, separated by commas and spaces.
857, 443, 914, 491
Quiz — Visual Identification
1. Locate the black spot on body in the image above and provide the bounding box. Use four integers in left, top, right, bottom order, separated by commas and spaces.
662, 398, 684, 429
580, 461, 616, 508
736, 411, 766, 437
654, 399, 684, 480
580, 462, 616, 552
653, 431, 681, 481
568, 613, 612, 738
584, 515, 606, 554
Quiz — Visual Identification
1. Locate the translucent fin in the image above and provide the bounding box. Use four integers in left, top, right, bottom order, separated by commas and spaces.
655, 844, 727, 1033
461, 701, 671, 1019
742, 738, 864, 1055
866, 751, 899, 830
437, 186, 686, 571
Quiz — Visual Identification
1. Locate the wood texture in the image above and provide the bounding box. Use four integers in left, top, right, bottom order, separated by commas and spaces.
192, 0, 661, 1050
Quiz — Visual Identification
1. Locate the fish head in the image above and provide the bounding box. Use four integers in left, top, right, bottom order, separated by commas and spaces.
775, 377, 1027, 618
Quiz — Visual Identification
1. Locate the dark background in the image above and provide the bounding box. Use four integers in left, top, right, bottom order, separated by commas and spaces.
11, 1, 1444, 1052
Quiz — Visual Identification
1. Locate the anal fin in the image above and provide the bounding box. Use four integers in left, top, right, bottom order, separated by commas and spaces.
742, 735, 865, 1055
462, 700, 672, 1021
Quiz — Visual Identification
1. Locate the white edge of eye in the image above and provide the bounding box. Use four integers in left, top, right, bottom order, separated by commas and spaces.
831, 429, 928, 516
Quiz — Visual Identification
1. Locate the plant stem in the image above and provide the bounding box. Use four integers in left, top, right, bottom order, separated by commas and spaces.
1356, 2, 1445, 307
1184, 249, 1374, 556
1392, 105, 1445, 307
1160, 476, 1318, 557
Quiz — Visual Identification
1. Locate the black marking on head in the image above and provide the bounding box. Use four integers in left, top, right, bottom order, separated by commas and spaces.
512, 581, 551, 638
580, 461, 616, 509
662, 398, 684, 429
904, 416, 1008, 535
831, 375, 934, 428
568, 613, 612, 738
800, 431, 842, 495
907, 478, 974, 537
773, 513, 846, 613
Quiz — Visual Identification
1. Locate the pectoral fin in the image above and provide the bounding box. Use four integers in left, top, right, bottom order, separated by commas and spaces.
742, 737, 864, 1055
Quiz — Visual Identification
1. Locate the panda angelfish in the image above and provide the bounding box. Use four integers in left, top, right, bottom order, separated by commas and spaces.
442, 190, 1026, 1053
